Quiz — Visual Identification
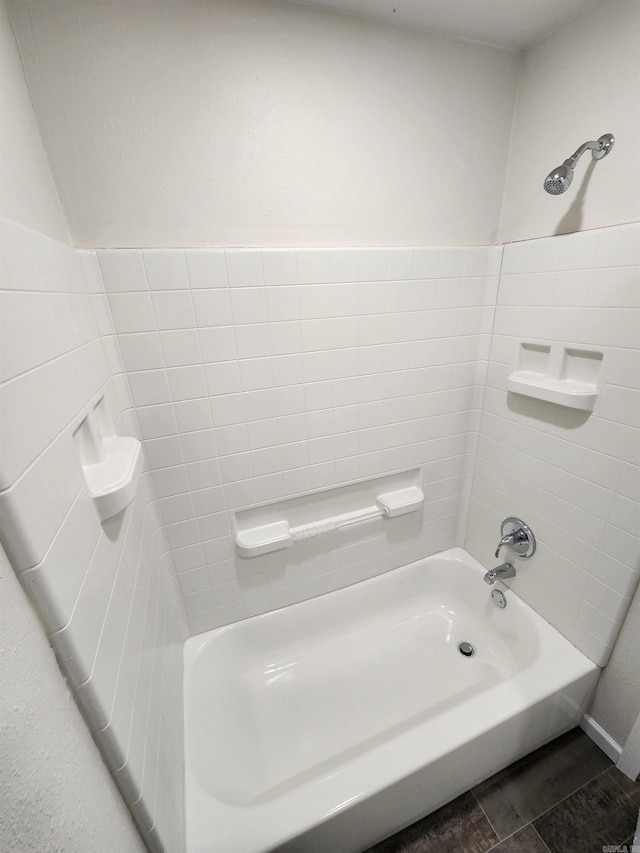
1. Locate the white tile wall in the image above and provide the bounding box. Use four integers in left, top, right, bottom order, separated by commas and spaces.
467, 222, 640, 667
0, 218, 188, 853
97, 244, 501, 635
5, 218, 636, 853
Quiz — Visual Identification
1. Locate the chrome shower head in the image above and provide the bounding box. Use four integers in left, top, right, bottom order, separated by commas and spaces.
543, 162, 574, 195
543, 133, 614, 196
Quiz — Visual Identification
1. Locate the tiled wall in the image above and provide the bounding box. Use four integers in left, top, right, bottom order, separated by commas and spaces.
2, 218, 636, 853
97, 245, 501, 634
0, 217, 188, 853
467, 222, 640, 667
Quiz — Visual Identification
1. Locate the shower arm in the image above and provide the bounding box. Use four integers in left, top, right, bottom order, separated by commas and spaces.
564, 134, 614, 167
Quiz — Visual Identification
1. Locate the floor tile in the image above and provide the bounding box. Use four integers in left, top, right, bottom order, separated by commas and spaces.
487, 825, 550, 853
472, 728, 612, 839
533, 771, 637, 853
607, 766, 640, 806
371, 791, 498, 853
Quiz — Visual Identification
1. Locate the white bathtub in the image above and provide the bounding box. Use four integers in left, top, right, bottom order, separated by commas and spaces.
184, 547, 599, 853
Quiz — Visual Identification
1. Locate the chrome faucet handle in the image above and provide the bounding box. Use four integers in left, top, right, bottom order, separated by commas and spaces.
495, 517, 536, 559
494, 532, 516, 558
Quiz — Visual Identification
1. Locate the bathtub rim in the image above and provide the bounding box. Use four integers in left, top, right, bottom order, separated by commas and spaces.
183, 546, 599, 853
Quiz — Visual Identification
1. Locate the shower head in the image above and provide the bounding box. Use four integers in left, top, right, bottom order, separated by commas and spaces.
543, 133, 614, 195
543, 162, 574, 196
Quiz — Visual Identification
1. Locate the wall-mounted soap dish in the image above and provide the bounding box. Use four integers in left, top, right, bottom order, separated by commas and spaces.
507, 342, 602, 411
74, 397, 142, 522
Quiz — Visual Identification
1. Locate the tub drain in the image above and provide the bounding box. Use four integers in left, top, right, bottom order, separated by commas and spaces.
458, 641, 474, 657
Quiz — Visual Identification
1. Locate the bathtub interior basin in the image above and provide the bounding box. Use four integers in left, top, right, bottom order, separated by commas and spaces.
184, 547, 599, 853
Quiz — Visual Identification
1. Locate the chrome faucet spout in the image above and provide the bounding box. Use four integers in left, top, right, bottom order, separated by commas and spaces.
483, 563, 516, 585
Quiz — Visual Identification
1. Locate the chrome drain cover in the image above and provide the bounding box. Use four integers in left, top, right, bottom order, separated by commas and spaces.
458, 641, 474, 657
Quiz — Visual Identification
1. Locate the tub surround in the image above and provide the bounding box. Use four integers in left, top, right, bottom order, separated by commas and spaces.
467, 222, 640, 668
2, 220, 638, 853
0, 218, 189, 852
2, 1, 639, 850
96, 243, 500, 636
92, 224, 640, 673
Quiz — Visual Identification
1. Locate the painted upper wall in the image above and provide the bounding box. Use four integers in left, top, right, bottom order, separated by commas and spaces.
499, 0, 640, 243
0, 1, 69, 241
7, 0, 518, 248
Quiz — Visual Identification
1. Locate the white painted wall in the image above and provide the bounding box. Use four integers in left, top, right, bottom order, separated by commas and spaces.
499, 0, 640, 243
8, 0, 518, 248
0, 545, 146, 853
0, 1, 68, 242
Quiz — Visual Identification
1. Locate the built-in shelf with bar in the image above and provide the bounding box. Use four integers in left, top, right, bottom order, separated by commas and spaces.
233, 470, 425, 558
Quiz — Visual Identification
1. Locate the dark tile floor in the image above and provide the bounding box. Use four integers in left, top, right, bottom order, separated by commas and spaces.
366, 728, 640, 853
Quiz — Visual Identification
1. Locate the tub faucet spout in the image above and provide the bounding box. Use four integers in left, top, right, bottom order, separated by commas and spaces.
484, 563, 516, 585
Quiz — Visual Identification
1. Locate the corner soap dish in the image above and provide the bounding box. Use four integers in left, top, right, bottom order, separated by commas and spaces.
74, 397, 143, 522
507, 342, 602, 412
83, 436, 143, 522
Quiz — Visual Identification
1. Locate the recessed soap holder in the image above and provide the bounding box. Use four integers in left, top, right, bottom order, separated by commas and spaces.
73, 396, 142, 523
507, 341, 603, 411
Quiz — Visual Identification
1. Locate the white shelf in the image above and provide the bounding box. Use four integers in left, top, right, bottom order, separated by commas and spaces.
233, 473, 424, 559
507, 371, 598, 411
74, 397, 143, 523
83, 436, 143, 522
507, 342, 602, 412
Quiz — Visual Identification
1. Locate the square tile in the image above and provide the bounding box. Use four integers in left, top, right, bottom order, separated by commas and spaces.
98, 250, 147, 292
159, 329, 201, 367
108, 292, 155, 333
487, 825, 550, 853
185, 249, 228, 288
118, 332, 164, 371
533, 770, 637, 853
371, 791, 497, 853
230, 287, 267, 324
151, 291, 195, 330
192, 289, 233, 326
473, 729, 612, 839
143, 250, 188, 290
607, 767, 640, 806
261, 249, 298, 286
225, 249, 263, 286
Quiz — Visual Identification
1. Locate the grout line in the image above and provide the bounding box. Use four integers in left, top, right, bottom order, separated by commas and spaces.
603, 765, 640, 810
472, 736, 618, 852
531, 823, 554, 853
523, 762, 614, 830
470, 788, 503, 847
482, 821, 542, 852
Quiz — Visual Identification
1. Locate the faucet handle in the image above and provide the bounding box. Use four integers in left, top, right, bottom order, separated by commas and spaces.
494, 532, 516, 558
495, 517, 536, 559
